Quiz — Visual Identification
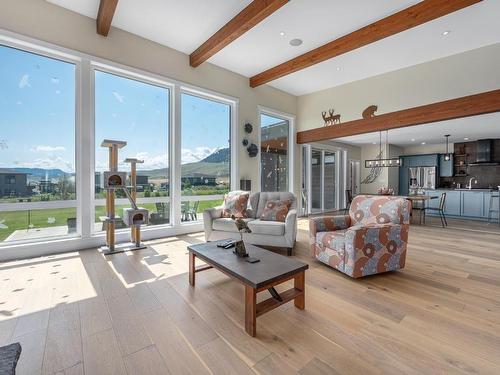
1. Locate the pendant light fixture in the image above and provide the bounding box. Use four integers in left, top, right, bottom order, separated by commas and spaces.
364, 130, 401, 168
444, 134, 451, 161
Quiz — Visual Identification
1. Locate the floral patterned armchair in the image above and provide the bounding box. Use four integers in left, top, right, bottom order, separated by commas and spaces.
309, 195, 410, 278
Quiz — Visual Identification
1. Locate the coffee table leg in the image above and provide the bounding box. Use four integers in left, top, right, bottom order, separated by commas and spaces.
189, 252, 195, 286
294, 271, 305, 309
245, 285, 256, 337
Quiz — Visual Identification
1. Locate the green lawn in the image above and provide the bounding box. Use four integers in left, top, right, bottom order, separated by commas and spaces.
0, 199, 223, 242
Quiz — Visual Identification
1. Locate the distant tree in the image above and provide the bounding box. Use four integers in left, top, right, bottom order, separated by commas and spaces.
57, 174, 75, 200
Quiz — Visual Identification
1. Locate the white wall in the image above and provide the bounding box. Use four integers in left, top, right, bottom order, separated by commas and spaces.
297, 43, 500, 132
0, 0, 297, 192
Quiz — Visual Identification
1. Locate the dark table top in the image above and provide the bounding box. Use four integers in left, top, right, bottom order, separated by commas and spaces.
187, 241, 308, 289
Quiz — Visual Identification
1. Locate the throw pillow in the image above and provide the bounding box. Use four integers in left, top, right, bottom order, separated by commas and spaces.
260, 199, 291, 222
222, 191, 249, 218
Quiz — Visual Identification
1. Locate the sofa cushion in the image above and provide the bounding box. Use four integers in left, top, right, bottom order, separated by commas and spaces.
246, 192, 260, 219
247, 219, 285, 236
256, 192, 296, 218
221, 191, 249, 218
260, 199, 291, 222
213, 218, 253, 232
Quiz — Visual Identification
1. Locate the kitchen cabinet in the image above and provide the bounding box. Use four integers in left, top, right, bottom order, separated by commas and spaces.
483, 193, 499, 220
461, 191, 484, 218
439, 154, 453, 177
425, 190, 460, 216
407, 154, 438, 167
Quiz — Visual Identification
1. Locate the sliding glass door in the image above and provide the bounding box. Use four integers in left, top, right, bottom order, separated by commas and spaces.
303, 146, 341, 214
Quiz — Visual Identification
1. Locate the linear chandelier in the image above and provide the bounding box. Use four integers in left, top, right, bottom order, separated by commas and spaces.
364, 131, 401, 168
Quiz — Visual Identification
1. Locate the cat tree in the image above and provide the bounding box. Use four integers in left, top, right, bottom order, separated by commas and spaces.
99, 140, 149, 255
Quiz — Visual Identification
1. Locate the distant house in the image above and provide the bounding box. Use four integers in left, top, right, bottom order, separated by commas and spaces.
182, 173, 217, 186
0, 168, 30, 198
136, 175, 149, 191
39, 179, 57, 194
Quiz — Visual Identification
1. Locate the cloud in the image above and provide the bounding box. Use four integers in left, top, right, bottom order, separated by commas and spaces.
15, 156, 74, 173
51, 77, 60, 84
181, 147, 217, 164
96, 152, 168, 172
31, 145, 67, 152
19, 74, 31, 88
112, 91, 124, 103
131, 152, 168, 170
55, 90, 61, 95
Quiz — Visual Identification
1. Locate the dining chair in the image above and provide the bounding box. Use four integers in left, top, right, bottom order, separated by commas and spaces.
345, 189, 353, 213
424, 192, 447, 228
188, 201, 200, 221
181, 201, 190, 221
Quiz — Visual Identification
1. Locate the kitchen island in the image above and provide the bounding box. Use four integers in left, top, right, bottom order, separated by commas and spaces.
424, 189, 499, 223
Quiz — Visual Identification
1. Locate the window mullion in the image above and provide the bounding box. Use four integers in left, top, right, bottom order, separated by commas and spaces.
80, 59, 93, 239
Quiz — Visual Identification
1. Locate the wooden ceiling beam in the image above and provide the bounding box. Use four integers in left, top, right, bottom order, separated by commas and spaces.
250, 0, 482, 87
296, 89, 500, 144
190, 0, 289, 68
97, 0, 119, 37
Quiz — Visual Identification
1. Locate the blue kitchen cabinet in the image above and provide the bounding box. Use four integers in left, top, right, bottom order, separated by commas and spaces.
444, 191, 461, 216
410, 154, 439, 167
425, 190, 460, 216
461, 191, 484, 218
399, 166, 409, 196
483, 192, 499, 220
439, 154, 453, 177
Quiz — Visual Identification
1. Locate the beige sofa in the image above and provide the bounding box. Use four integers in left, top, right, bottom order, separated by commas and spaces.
203, 192, 297, 255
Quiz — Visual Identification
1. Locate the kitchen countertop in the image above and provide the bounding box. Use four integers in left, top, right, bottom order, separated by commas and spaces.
427, 188, 499, 192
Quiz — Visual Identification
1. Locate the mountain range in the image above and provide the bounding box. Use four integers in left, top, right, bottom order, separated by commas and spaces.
7, 148, 230, 180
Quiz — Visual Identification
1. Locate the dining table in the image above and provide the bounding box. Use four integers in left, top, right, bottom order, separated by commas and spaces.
401, 194, 438, 224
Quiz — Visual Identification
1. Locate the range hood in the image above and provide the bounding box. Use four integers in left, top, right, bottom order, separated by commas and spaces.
469, 139, 499, 166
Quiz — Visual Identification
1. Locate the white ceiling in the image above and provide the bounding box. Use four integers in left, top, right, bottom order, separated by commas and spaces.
335, 112, 500, 147
47, 0, 500, 96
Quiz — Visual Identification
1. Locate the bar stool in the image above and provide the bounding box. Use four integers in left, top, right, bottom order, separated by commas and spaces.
488, 191, 500, 226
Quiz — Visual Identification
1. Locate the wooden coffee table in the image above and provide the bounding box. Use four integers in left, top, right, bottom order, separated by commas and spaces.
187, 241, 308, 337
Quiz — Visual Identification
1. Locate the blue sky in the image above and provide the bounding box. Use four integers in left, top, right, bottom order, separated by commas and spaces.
0, 45, 230, 173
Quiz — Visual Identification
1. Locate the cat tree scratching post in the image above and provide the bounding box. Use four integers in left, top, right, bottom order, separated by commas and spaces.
124, 158, 145, 247
99, 140, 148, 255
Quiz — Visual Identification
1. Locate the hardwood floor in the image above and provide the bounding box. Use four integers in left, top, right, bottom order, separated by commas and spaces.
1, 218, 500, 374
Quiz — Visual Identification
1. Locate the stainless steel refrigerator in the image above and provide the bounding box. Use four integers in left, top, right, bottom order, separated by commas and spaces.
409, 166, 436, 194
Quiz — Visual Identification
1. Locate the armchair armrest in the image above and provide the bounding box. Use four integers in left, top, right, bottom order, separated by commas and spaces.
203, 206, 223, 241
284, 209, 297, 247
309, 215, 351, 238
204, 206, 223, 219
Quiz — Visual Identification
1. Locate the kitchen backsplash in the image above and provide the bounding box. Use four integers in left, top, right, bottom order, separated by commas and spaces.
439, 140, 500, 189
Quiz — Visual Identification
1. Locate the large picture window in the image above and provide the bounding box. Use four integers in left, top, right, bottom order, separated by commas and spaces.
0, 45, 76, 243
180, 92, 231, 222
260, 112, 290, 192
94, 70, 170, 230
0, 33, 237, 256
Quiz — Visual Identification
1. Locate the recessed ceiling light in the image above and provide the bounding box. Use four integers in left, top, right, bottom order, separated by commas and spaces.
464, 137, 469, 140
442, 30, 451, 36
289, 38, 303, 47
421, 142, 426, 145
279, 31, 285, 36
411, 138, 415, 142
336, 67, 341, 71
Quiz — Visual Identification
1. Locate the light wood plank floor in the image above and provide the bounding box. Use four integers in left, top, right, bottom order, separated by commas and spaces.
1, 218, 500, 374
